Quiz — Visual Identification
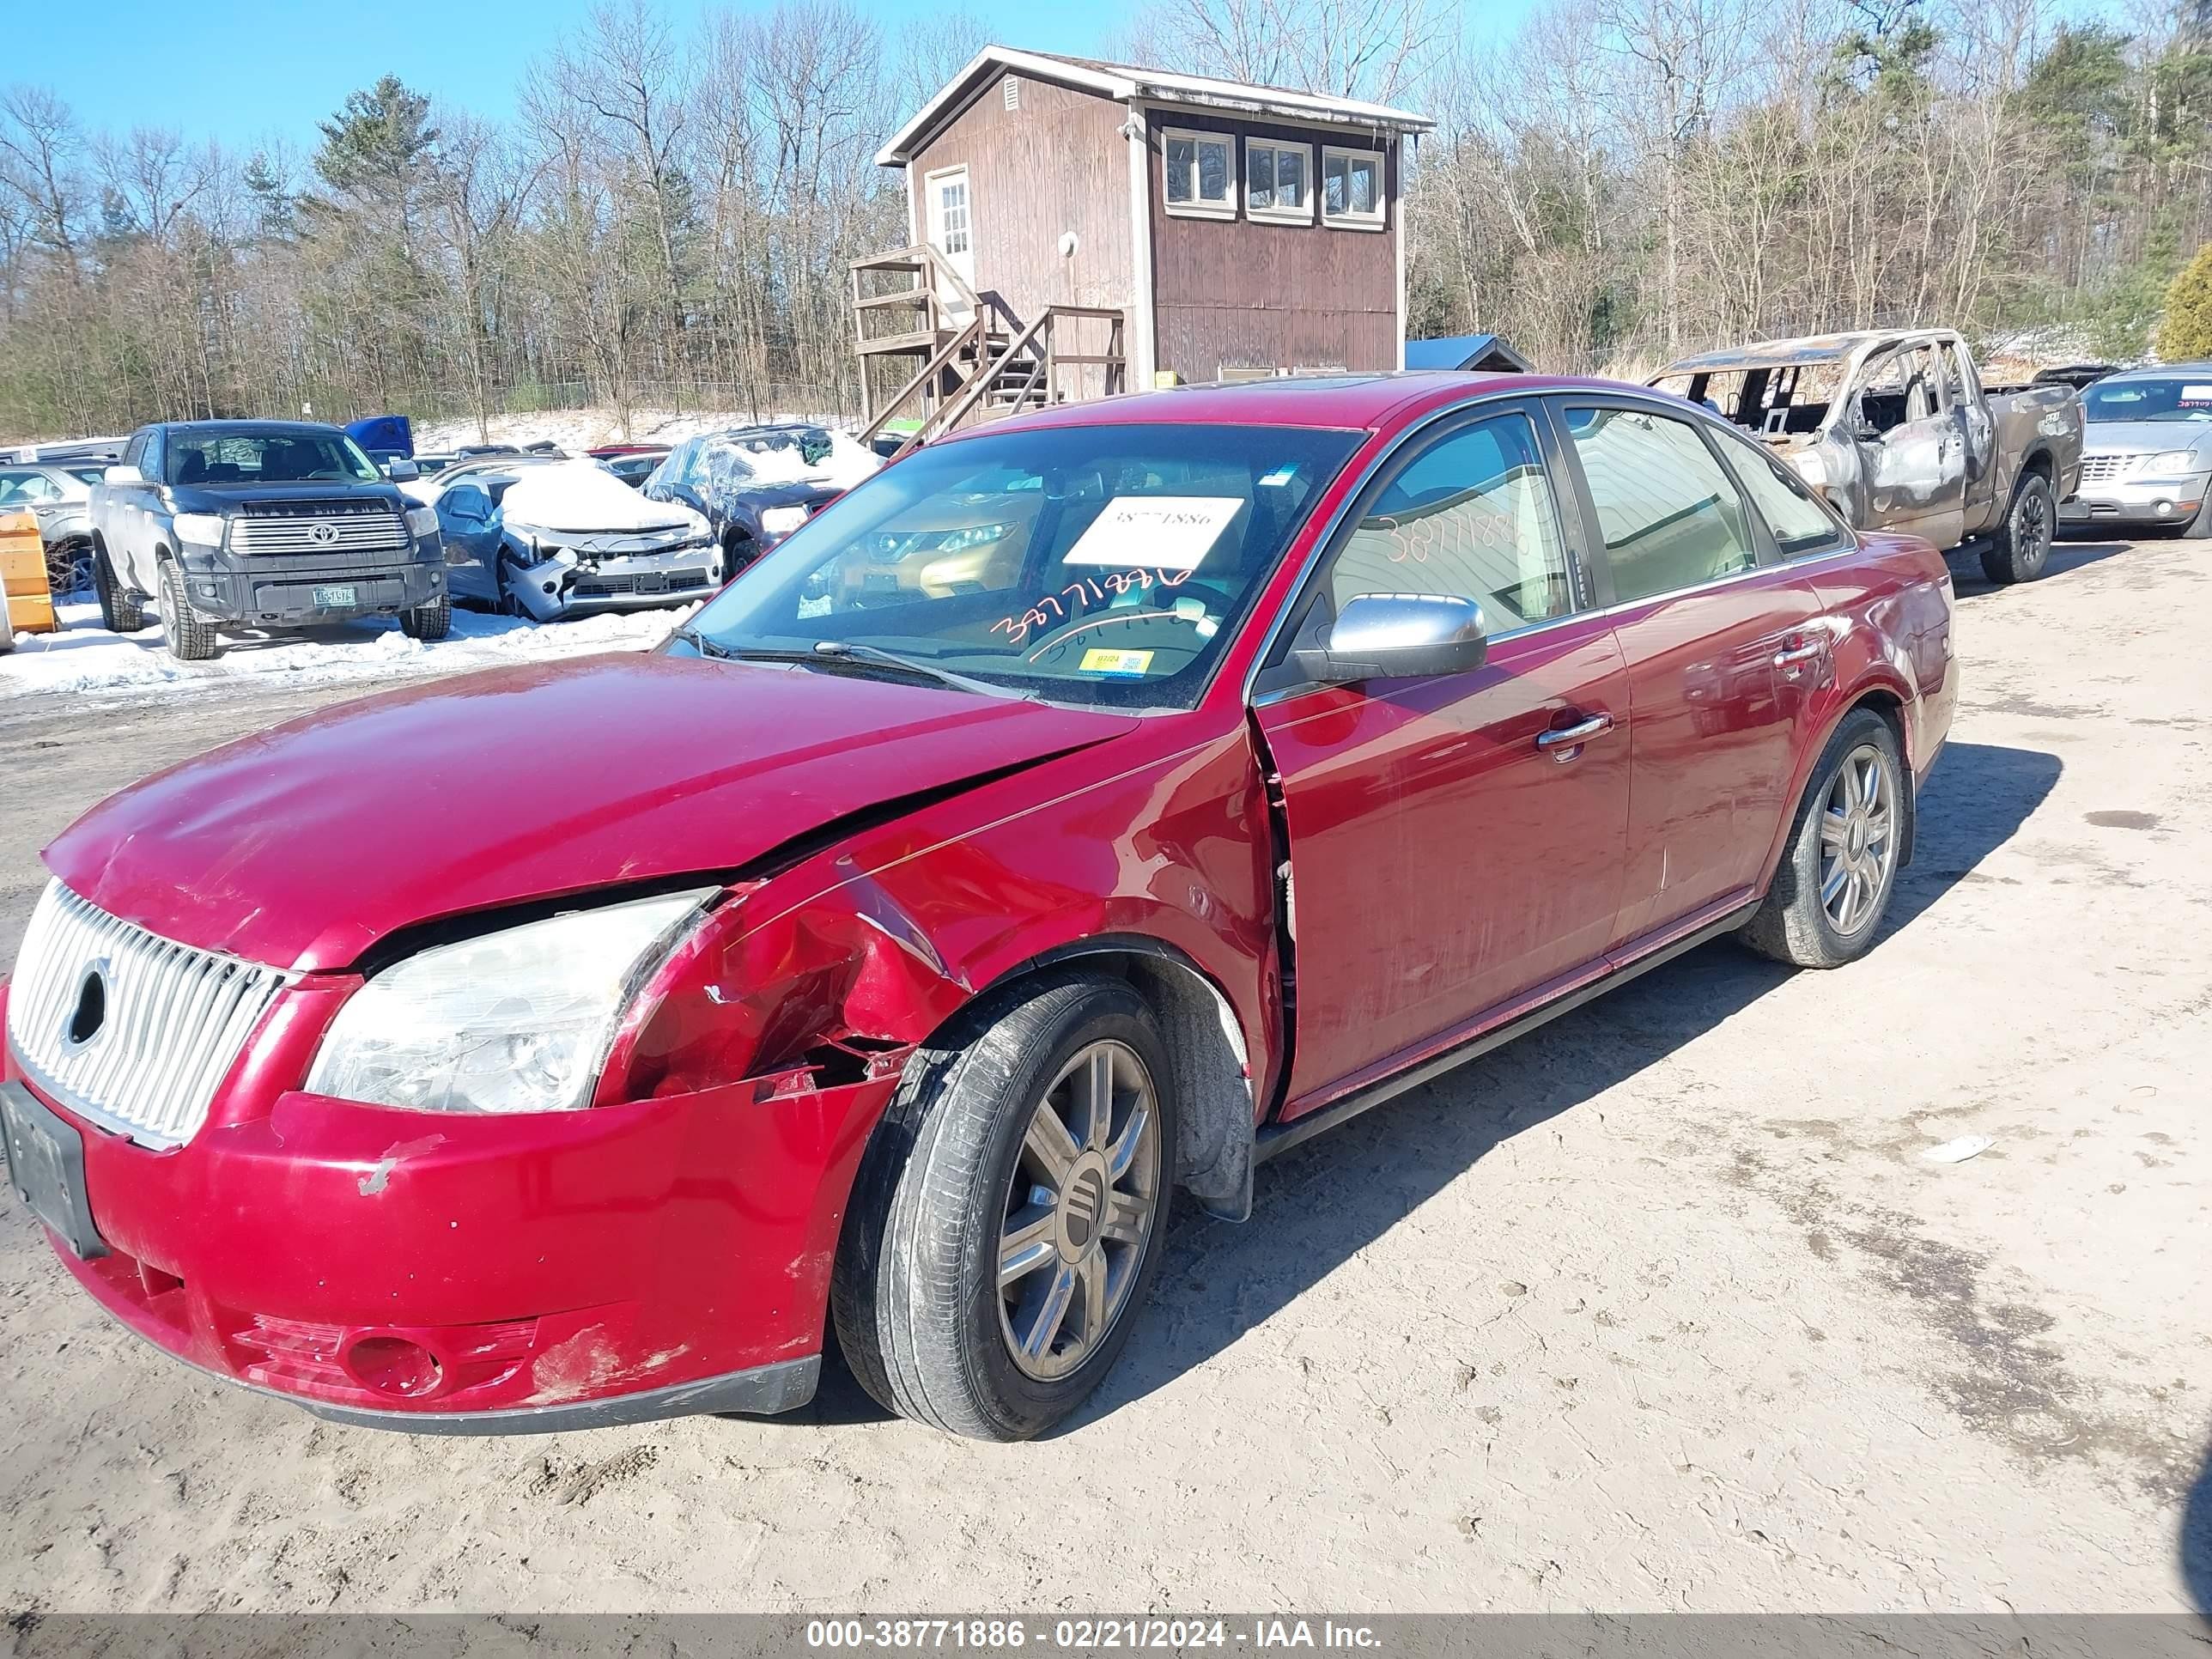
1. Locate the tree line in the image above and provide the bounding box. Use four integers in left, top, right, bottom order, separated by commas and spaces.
2, 0, 2208, 443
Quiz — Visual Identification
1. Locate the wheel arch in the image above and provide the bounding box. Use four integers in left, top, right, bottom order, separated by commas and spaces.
1763, 676, 1919, 892
932, 934, 1257, 1222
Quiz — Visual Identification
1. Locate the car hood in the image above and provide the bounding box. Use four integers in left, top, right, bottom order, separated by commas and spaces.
157, 481, 412, 512
41, 654, 1139, 972
2081, 420, 2212, 457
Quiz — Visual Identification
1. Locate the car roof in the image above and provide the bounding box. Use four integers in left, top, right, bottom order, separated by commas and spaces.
159, 419, 345, 437
941, 370, 1656, 438
2100, 362, 2212, 380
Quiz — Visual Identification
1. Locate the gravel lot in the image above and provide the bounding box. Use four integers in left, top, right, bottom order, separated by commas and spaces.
0, 534, 2206, 1615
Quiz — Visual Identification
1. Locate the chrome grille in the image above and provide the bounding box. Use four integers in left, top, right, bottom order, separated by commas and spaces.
228, 502, 409, 556
2078, 453, 2129, 485
4, 879, 293, 1148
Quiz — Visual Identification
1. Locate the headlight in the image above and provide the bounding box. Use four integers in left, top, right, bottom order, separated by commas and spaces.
405, 504, 441, 539
761, 505, 811, 536
2144, 450, 2200, 473
305, 889, 716, 1115
171, 512, 227, 548
933, 521, 1007, 553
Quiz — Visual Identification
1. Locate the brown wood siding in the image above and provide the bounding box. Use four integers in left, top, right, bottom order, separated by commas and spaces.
1147, 110, 1399, 382
908, 76, 1135, 319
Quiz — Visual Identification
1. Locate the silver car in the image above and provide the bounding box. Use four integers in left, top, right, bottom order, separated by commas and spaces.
2062, 364, 2212, 537
0, 461, 107, 592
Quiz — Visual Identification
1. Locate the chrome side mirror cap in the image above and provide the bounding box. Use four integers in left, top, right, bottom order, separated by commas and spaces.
1294, 592, 1490, 685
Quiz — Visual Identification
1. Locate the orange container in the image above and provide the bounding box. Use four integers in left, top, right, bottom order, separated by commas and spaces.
1, 509, 56, 635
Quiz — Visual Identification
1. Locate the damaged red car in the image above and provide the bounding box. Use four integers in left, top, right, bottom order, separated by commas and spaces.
1, 374, 1956, 1441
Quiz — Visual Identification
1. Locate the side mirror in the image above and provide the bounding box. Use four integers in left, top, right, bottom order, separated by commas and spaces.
1293, 593, 1490, 685
102, 464, 143, 486
385, 458, 420, 482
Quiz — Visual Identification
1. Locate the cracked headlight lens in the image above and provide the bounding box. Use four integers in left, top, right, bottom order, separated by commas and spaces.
306, 889, 716, 1115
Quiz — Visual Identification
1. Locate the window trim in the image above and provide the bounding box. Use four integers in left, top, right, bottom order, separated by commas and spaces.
1244, 137, 1314, 225
1321, 143, 1386, 231
1253, 396, 1595, 698
1162, 126, 1237, 221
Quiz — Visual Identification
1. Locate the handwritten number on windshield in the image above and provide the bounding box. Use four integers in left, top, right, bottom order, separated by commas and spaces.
991, 568, 1194, 645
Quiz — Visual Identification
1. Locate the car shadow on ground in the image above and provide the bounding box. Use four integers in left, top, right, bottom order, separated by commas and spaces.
779, 740, 2062, 1435
1949, 536, 2133, 598
2185, 1441, 2212, 1613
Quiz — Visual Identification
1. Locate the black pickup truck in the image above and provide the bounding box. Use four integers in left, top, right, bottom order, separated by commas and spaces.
89, 420, 450, 660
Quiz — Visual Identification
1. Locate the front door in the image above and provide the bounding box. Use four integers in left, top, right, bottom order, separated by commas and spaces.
923, 166, 975, 320
1845, 341, 1968, 548
1553, 398, 1826, 945
1254, 405, 1631, 1112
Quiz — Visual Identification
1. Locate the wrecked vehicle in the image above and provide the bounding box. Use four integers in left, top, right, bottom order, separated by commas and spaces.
0, 461, 106, 593
643, 424, 878, 572
2062, 363, 2212, 537
435, 459, 720, 619
1651, 328, 2082, 583
3, 373, 1955, 1441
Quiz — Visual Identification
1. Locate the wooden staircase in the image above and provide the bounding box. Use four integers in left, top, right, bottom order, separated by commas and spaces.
853, 246, 1127, 462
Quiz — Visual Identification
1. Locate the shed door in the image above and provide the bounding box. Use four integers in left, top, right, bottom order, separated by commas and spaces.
924, 166, 976, 319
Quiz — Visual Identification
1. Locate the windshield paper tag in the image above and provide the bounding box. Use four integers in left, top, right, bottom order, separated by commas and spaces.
1080, 647, 1154, 676
2182, 385, 2212, 403
1064, 496, 1241, 570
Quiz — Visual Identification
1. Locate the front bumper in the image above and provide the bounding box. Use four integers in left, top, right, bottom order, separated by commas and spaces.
1, 976, 892, 1432
508, 547, 720, 622
2058, 469, 2209, 526
174, 545, 446, 625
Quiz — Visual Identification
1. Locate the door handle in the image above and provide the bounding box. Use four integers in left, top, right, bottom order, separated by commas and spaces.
1535, 712, 1614, 759
1773, 641, 1823, 667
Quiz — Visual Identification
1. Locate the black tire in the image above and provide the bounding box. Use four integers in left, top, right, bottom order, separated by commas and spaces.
1979, 470, 2055, 583
1739, 708, 1907, 969
155, 558, 221, 660
93, 544, 142, 634
723, 530, 759, 578
832, 974, 1177, 1441
398, 595, 452, 641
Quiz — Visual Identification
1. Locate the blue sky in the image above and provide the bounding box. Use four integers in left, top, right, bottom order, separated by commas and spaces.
10, 0, 1356, 153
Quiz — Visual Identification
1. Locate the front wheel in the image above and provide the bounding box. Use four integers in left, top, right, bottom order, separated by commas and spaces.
832, 975, 1176, 1441
1740, 708, 1906, 969
156, 559, 222, 660
398, 595, 451, 641
1980, 471, 2055, 583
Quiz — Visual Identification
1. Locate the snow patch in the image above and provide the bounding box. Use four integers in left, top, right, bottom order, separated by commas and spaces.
498, 462, 707, 536
1, 598, 699, 703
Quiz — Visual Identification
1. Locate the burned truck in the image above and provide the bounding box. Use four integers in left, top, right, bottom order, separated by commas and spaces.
1650, 328, 2082, 584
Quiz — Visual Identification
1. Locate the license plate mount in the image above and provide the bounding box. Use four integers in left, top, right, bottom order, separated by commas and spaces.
0, 1080, 107, 1261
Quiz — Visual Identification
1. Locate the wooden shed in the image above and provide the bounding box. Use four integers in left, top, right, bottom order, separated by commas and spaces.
854, 47, 1432, 453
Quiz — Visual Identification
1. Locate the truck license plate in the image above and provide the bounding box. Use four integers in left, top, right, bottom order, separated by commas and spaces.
312, 584, 357, 608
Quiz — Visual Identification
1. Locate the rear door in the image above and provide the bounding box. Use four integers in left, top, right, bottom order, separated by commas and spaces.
1553, 398, 1829, 948
1254, 402, 1631, 1110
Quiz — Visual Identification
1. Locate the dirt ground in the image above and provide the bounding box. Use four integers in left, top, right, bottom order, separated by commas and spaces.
0, 534, 2206, 1615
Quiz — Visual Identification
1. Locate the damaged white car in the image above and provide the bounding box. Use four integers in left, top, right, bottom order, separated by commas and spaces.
434, 460, 722, 620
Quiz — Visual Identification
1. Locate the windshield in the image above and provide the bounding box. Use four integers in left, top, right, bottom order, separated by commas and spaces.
672, 422, 1361, 709
165, 429, 381, 486
2082, 378, 2212, 424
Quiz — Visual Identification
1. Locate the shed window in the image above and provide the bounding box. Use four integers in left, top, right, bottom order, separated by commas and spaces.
1246, 139, 1312, 223
1322, 145, 1384, 229
1164, 129, 1236, 219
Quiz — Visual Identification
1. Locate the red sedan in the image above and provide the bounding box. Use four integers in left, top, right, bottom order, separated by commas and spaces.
1, 374, 1955, 1440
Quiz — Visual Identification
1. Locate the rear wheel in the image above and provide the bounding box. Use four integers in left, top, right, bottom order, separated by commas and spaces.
94, 545, 143, 634
398, 595, 451, 641
1740, 708, 1905, 969
833, 975, 1175, 1441
1980, 470, 2055, 583
46, 538, 93, 597
155, 558, 221, 660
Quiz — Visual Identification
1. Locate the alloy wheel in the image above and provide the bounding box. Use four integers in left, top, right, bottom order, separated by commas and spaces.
1818, 743, 1898, 937
996, 1039, 1161, 1381
2016, 484, 2052, 573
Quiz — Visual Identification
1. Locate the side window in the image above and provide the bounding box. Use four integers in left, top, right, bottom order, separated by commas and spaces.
1562, 405, 1759, 603
1722, 439, 1851, 561
0, 469, 33, 505
122, 431, 147, 473
446, 485, 487, 521
1326, 411, 1577, 630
